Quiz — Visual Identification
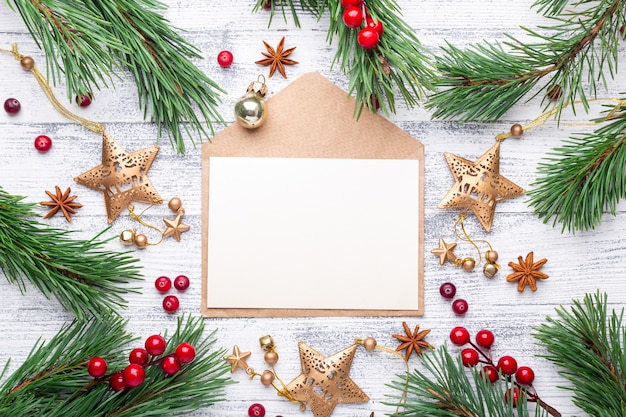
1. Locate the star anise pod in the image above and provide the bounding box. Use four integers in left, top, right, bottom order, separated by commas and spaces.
40, 186, 83, 222
392, 321, 433, 361
506, 251, 548, 292
255, 37, 298, 79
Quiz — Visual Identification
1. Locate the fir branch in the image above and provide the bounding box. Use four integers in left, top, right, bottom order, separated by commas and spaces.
254, 0, 435, 117
385, 346, 549, 417
0, 187, 142, 319
0, 314, 233, 416
427, 0, 625, 122
527, 100, 626, 231
7, 0, 225, 154
533, 292, 626, 416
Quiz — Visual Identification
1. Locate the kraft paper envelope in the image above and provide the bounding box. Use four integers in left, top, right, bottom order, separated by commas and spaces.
201, 72, 424, 317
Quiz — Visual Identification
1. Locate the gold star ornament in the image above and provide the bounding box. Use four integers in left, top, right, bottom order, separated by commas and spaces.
431, 238, 457, 265
438, 142, 525, 232
74, 132, 162, 223
163, 213, 190, 241
224, 345, 251, 373
286, 342, 369, 417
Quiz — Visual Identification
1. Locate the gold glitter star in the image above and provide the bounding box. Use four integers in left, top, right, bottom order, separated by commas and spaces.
431, 238, 457, 265
163, 213, 190, 241
438, 142, 525, 232
224, 345, 251, 373
286, 342, 369, 417
74, 131, 162, 223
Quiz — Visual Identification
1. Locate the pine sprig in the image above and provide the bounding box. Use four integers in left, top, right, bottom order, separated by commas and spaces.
0, 187, 142, 319
254, 0, 435, 116
385, 346, 547, 417
7, 0, 225, 154
427, 0, 625, 122
527, 100, 626, 231
0, 314, 233, 416
533, 292, 626, 416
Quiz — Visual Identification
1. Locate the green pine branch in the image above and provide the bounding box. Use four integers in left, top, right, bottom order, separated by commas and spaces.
533, 291, 626, 416
0, 187, 142, 319
527, 100, 626, 231
0, 314, 233, 416
253, 0, 435, 117
426, 0, 624, 122
6, 0, 225, 154
385, 346, 548, 417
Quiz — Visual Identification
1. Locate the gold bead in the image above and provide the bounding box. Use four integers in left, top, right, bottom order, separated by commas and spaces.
134, 234, 148, 248
483, 262, 499, 278
363, 337, 377, 351
462, 257, 476, 272
485, 250, 499, 264
168, 197, 182, 212
20, 56, 35, 71
260, 370, 275, 386
259, 335, 275, 352
235, 93, 267, 129
119, 230, 135, 246
510, 123, 524, 138
264, 351, 279, 366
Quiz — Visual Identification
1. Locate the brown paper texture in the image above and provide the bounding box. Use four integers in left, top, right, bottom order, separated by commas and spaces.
201, 72, 424, 317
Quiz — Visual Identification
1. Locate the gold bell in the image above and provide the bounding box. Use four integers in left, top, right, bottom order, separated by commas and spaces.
235, 75, 268, 129
259, 335, 275, 351
483, 262, 499, 278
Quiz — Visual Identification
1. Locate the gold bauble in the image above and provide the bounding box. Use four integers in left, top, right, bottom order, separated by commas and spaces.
485, 250, 499, 264
134, 233, 148, 248
264, 351, 279, 366
259, 335, 275, 351
119, 230, 135, 246
20, 56, 35, 71
363, 337, 377, 352
462, 257, 476, 272
510, 123, 524, 138
235, 93, 267, 129
483, 262, 499, 278
168, 197, 182, 212
260, 370, 275, 386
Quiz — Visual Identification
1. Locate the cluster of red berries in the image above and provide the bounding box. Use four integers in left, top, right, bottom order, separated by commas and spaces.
155, 274, 190, 313
449, 326, 539, 407
341, 0, 384, 50
439, 282, 469, 315
87, 335, 196, 391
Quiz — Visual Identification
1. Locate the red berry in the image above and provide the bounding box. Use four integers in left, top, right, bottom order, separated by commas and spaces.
497, 355, 518, 376
504, 387, 524, 407
163, 295, 180, 313
366, 16, 384, 37
217, 50, 233, 67
161, 356, 182, 375
475, 329, 495, 349
175, 342, 196, 363
109, 372, 126, 392
357, 27, 380, 49
154, 276, 172, 292
480, 365, 499, 384
461, 348, 479, 367
145, 334, 167, 356
4, 98, 21, 114
452, 299, 469, 315
123, 363, 145, 388
439, 282, 456, 299
248, 403, 266, 417
449, 326, 470, 346
34, 135, 52, 152
515, 366, 535, 385
129, 348, 149, 366
341, 0, 361, 7
263, 0, 272, 10
76, 93, 92, 107
174, 274, 190, 291
87, 357, 108, 378
342, 7, 363, 29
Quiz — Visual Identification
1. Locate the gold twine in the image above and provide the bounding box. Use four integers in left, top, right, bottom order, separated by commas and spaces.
127, 205, 164, 246
0, 44, 105, 134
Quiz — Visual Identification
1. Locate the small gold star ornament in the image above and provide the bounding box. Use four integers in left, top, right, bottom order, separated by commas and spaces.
431, 238, 457, 265
74, 132, 162, 223
286, 342, 369, 417
438, 142, 525, 232
224, 345, 252, 373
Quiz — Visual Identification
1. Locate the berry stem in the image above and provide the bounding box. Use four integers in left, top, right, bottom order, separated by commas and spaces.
531, 396, 562, 417
468, 341, 491, 362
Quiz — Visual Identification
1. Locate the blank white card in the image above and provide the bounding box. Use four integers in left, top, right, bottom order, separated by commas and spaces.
206, 157, 421, 311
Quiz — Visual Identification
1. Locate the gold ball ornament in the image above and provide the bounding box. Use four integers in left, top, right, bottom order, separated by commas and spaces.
264, 351, 279, 366
462, 257, 476, 272
260, 370, 275, 386
20, 56, 35, 71
510, 123, 524, 138
363, 337, 377, 351
168, 197, 182, 212
134, 233, 148, 248
235, 76, 268, 129
119, 230, 135, 246
483, 262, 499, 278
485, 250, 499, 264
259, 335, 275, 352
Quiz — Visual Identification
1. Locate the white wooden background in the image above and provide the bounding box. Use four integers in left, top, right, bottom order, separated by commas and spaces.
1, 1, 625, 416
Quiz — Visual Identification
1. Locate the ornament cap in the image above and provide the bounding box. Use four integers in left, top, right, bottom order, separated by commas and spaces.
247, 75, 268, 97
